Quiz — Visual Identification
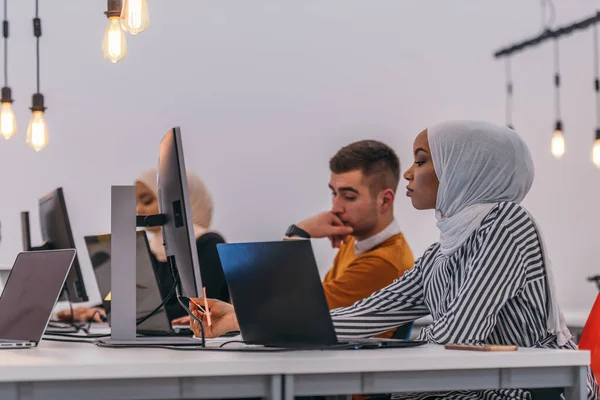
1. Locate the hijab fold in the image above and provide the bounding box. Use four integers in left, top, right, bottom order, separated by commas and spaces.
428, 120, 571, 345
136, 168, 213, 262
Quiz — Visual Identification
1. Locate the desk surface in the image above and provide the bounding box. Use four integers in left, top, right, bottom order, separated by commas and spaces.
0, 341, 588, 383
0, 340, 284, 382
277, 344, 590, 374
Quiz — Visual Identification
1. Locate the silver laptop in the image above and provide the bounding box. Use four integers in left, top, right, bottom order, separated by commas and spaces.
0, 250, 75, 348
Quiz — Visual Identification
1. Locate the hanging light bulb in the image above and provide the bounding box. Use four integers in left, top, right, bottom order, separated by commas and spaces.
593, 130, 600, 167
1, 0, 16, 139
26, 93, 47, 152
27, 3, 47, 152
103, 0, 127, 63
120, 0, 149, 35
551, 120, 565, 158
551, 40, 565, 159
0, 87, 16, 139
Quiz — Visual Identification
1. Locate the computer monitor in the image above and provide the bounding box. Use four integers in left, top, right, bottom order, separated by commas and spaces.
20, 188, 88, 302
157, 127, 203, 298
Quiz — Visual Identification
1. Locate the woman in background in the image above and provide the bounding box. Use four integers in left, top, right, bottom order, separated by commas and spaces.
57, 168, 229, 323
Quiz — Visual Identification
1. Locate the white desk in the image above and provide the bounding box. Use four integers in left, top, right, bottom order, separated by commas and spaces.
0, 341, 282, 400
281, 345, 590, 400
0, 341, 589, 400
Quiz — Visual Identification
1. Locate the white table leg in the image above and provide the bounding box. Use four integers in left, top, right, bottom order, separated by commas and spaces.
268, 375, 283, 400
564, 366, 587, 400
283, 375, 295, 400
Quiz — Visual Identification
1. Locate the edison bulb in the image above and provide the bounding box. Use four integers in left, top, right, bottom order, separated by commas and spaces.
26, 111, 48, 152
0, 102, 16, 139
551, 130, 565, 159
120, 0, 149, 35
593, 139, 600, 167
102, 16, 127, 63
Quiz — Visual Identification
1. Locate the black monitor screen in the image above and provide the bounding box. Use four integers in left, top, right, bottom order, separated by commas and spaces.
39, 188, 88, 302
157, 127, 203, 298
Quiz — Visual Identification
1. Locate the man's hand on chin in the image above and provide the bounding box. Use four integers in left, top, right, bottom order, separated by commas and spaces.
297, 212, 353, 247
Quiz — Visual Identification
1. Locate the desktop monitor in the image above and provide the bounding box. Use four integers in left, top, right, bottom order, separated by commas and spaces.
20, 188, 88, 302
157, 127, 203, 298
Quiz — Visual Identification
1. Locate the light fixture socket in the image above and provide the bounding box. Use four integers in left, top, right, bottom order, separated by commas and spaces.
596, 128, 600, 141
507, 124, 514, 130
105, 0, 122, 18
1, 87, 13, 103
30, 93, 46, 112
555, 120, 563, 132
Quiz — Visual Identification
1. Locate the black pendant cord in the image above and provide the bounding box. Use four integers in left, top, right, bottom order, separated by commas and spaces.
3, 0, 7, 88
34, 0, 40, 94
553, 39, 561, 123
29, 0, 44, 113
594, 22, 600, 140
505, 57, 513, 129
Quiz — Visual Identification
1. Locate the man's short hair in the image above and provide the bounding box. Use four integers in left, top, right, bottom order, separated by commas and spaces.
329, 140, 400, 195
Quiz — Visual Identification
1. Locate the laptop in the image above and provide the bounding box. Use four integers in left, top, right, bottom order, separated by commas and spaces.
84, 231, 190, 335
217, 240, 426, 349
0, 250, 76, 348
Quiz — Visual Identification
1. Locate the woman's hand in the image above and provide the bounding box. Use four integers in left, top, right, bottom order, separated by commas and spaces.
189, 298, 239, 338
56, 306, 106, 322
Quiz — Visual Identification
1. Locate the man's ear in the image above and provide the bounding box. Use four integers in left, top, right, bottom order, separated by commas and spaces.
379, 189, 395, 212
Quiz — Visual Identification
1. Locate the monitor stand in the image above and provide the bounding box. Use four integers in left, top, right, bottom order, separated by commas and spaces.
97, 186, 201, 347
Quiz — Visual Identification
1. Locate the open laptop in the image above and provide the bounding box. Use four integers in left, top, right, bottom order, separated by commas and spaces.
84, 231, 190, 335
0, 250, 76, 348
216, 240, 426, 349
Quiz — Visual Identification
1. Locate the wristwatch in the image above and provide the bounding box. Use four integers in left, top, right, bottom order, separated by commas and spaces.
285, 224, 311, 239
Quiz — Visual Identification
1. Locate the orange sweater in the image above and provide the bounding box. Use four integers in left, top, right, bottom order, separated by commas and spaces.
322, 232, 414, 338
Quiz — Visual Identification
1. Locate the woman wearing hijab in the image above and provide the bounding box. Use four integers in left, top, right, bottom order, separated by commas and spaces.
193, 121, 598, 399
58, 168, 229, 323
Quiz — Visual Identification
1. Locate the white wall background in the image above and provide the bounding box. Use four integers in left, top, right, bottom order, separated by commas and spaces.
0, 0, 597, 311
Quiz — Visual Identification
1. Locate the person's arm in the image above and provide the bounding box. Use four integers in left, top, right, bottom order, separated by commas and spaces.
323, 256, 402, 310
330, 249, 433, 338
420, 221, 527, 345
56, 306, 106, 322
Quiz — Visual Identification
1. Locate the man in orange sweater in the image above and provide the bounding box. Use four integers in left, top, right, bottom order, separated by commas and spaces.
284, 140, 414, 337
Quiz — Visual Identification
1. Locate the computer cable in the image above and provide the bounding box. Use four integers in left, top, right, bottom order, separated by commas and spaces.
135, 281, 176, 326
167, 259, 206, 347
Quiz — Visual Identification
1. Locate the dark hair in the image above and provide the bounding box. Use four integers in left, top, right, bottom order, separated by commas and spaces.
329, 140, 400, 194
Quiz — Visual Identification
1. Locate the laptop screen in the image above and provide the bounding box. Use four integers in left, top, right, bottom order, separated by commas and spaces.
0, 250, 75, 342
84, 231, 171, 332
217, 240, 338, 346
84, 234, 112, 300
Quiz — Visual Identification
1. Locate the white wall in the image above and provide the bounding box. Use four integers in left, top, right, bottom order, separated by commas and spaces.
0, 0, 597, 311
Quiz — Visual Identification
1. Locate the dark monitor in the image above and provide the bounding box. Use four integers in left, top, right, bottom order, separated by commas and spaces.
157, 127, 203, 298
21, 188, 88, 303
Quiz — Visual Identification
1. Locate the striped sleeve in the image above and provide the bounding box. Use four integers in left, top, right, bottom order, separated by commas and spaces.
330, 247, 433, 338
421, 209, 528, 345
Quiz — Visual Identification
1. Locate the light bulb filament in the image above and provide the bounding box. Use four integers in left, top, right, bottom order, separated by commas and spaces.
127, 0, 143, 30
551, 130, 565, 159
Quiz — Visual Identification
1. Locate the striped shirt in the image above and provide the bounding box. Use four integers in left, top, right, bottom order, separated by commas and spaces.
331, 202, 599, 399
